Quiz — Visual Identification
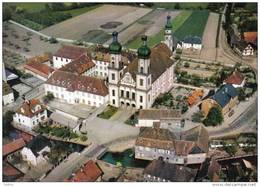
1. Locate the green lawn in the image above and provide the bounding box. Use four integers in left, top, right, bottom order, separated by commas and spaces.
61, 4, 101, 17
126, 11, 192, 49
97, 105, 118, 119
11, 3, 46, 13
174, 10, 209, 40
153, 3, 209, 10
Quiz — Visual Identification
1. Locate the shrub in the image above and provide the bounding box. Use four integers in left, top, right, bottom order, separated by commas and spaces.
192, 111, 204, 123
80, 135, 88, 142
49, 37, 58, 44
203, 106, 223, 126
184, 62, 190, 68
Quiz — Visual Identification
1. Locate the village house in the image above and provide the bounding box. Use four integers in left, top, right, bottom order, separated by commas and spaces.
135, 123, 209, 165
13, 99, 47, 130
181, 36, 202, 51
187, 89, 204, 106
143, 158, 197, 182
235, 41, 254, 56
3, 81, 14, 106
24, 61, 55, 81
21, 135, 51, 166
136, 109, 182, 128
201, 84, 238, 116
223, 70, 245, 88
108, 16, 176, 109
44, 70, 109, 107
3, 138, 26, 157
53, 45, 86, 69
64, 160, 103, 182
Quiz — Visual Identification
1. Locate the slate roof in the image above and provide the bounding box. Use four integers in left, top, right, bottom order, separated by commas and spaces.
139, 109, 181, 120
16, 99, 45, 118
3, 138, 26, 156
211, 84, 238, 108
3, 81, 13, 96
144, 159, 197, 182
54, 45, 86, 59
26, 135, 51, 157
46, 70, 108, 96
24, 61, 54, 79
183, 36, 202, 44
65, 160, 102, 182
224, 70, 244, 85
124, 44, 174, 82
59, 54, 95, 75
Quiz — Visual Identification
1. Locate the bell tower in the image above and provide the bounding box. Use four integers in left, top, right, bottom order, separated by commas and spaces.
164, 15, 174, 51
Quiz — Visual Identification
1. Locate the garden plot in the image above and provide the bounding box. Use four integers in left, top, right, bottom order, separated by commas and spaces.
41, 5, 152, 43
3, 22, 61, 58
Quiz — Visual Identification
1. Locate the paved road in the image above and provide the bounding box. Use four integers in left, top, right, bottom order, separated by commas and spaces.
209, 98, 257, 138
41, 144, 107, 182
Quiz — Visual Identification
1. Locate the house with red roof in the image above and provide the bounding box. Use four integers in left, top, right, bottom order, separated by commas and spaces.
223, 70, 245, 88
65, 160, 103, 182
13, 99, 47, 130
24, 61, 54, 81
3, 138, 26, 157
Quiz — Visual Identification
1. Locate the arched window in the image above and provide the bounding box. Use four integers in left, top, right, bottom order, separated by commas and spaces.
140, 67, 144, 73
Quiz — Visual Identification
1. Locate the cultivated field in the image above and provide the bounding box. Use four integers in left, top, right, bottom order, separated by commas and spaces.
200, 13, 220, 61
41, 5, 152, 43
3, 22, 61, 58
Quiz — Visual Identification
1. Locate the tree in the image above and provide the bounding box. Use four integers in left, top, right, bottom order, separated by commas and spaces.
203, 106, 223, 126
3, 4, 13, 21
192, 111, 204, 123
43, 92, 54, 103
3, 111, 15, 136
174, 3, 180, 10
236, 87, 246, 101
49, 37, 58, 44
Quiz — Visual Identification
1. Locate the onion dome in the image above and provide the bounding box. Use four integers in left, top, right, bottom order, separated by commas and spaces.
165, 15, 172, 29
137, 35, 151, 59
109, 31, 122, 54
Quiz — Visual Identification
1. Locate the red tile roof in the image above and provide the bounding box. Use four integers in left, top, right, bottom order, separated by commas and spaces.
59, 54, 95, 74
16, 99, 46, 118
66, 160, 102, 182
243, 32, 257, 43
20, 132, 33, 143
27, 54, 50, 64
224, 70, 244, 85
24, 61, 54, 79
3, 138, 26, 156
54, 45, 86, 59
187, 89, 204, 106
46, 70, 108, 96
3, 162, 23, 176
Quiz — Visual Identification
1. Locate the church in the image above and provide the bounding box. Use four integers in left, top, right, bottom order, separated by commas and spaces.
108, 15, 176, 109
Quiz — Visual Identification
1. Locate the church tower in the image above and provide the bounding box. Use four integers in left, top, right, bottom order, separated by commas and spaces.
136, 36, 152, 109
164, 15, 174, 51
108, 31, 124, 107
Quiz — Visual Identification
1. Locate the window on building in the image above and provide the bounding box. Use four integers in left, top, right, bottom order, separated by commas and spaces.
61, 58, 63, 61
140, 67, 144, 73
56, 57, 58, 60
112, 73, 115, 80
140, 105, 143, 109
132, 92, 135, 100
126, 91, 129, 98
148, 94, 150, 102
140, 96, 143, 103
112, 99, 115, 105
112, 90, 115, 96
148, 77, 150, 85
140, 78, 143, 86
121, 90, 124, 97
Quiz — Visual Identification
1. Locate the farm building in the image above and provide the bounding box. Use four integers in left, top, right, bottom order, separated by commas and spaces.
3, 81, 14, 106
143, 158, 197, 182
21, 135, 51, 166
44, 70, 109, 107
201, 84, 238, 116
24, 61, 55, 81
13, 99, 47, 130
181, 36, 202, 50
137, 109, 182, 128
135, 123, 209, 165
223, 70, 245, 88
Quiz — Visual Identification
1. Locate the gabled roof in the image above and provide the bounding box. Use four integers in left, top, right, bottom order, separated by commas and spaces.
46, 70, 108, 96
27, 54, 50, 64
139, 109, 181, 120
224, 70, 244, 85
54, 45, 86, 59
144, 159, 197, 182
3, 138, 26, 156
24, 61, 54, 79
183, 36, 202, 44
16, 99, 45, 118
59, 54, 95, 75
66, 160, 102, 182
124, 45, 174, 82
26, 135, 51, 157
212, 84, 238, 108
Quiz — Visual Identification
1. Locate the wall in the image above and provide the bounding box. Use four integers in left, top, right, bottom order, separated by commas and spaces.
3, 92, 14, 105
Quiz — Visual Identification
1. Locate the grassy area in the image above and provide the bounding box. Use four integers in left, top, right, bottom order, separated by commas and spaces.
153, 3, 209, 10
126, 11, 192, 49
11, 3, 46, 13
82, 29, 111, 44
62, 4, 101, 17
174, 10, 209, 40
97, 105, 118, 119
